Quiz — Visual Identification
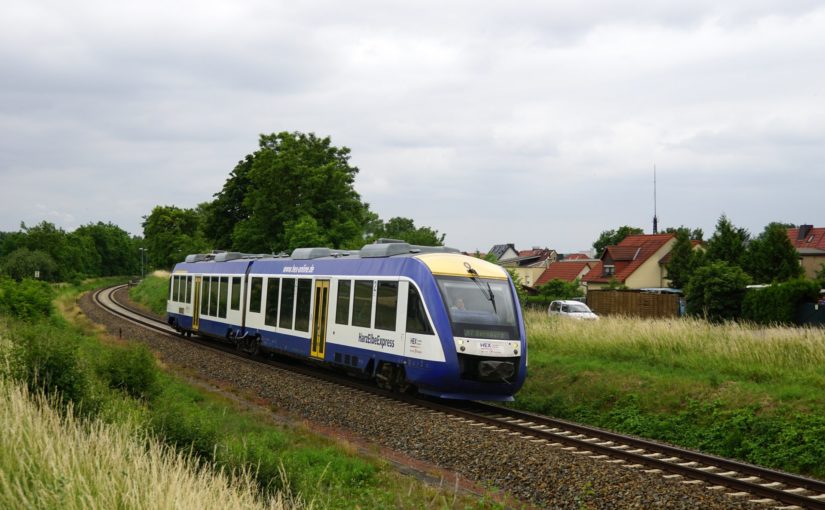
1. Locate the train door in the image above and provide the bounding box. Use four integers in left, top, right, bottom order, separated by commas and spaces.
192, 276, 202, 332
311, 280, 330, 359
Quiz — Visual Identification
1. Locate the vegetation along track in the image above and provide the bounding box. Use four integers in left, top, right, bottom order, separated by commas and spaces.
94, 284, 825, 509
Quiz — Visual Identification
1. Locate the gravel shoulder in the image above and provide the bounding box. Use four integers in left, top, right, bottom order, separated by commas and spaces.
79, 289, 766, 509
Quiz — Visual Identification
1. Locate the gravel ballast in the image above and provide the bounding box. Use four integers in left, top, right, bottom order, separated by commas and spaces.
80, 289, 768, 509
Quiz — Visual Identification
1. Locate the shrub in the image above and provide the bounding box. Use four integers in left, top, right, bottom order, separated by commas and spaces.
9, 322, 93, 411
685, 261, 751, 322
100, 343, 159, 399
0, 278, 54, 320
741, 279, 821, 325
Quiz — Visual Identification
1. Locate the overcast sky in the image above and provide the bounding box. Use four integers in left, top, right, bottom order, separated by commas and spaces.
2, 1, 823, 254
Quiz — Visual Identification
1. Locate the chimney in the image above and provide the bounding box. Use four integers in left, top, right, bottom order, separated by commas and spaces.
798, 224, 813, 240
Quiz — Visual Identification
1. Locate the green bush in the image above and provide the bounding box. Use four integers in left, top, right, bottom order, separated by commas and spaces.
100, 344, 159, 399
9, 322, 94, 412
685, 261, 751, 322
741, 279, 821, 325
0, 278, 54, 320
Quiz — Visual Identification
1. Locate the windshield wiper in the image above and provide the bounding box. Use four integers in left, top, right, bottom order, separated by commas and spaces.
486, 281, 497, 314
469, 277, 497, 314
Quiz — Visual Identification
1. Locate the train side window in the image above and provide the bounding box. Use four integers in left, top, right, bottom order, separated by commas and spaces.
209, 276, 219, 317
218, 277, 228, 318
375, 281, 398, 331
406, 285, 433, 335
200, 278, 209, 316
230, 277, 241, 311
169, 276, 175, 301
352, 280, 373, 328
265, 278, 280, 327
185, 276, 192, 304
172, 276, 180, 302
249, 277, 263, 313
295, 279, 312, 332
335, 280, 351, 325
279, 278, 295, 329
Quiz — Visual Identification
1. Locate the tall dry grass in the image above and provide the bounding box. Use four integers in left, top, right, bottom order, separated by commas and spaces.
0, 376, 306, 510
524, 309, 825, 375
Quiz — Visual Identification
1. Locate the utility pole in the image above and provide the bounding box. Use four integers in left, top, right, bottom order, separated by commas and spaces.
653, 163, 659, 234
139, 247, 146, 279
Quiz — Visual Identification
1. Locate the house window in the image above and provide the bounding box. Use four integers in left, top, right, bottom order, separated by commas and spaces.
603, 265, 615, 277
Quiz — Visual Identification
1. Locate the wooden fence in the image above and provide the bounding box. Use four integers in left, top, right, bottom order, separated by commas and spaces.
586, 290, 682, 318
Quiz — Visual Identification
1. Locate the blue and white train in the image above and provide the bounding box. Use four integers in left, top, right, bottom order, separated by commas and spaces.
166, 242, 527, 401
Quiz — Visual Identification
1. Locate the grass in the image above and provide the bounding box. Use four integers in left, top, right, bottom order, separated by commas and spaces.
0, 277, 507, 509
128, 273, 170, 316
516, 310, 825, 477
0, 375, 298, 510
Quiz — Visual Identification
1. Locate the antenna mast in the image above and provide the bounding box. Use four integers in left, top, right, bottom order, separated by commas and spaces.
652, 163, 658, 234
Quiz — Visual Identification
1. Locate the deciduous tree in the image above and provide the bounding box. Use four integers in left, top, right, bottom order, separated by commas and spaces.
232, 132, 369, 253
592, 226, 643, 256
366, 217, 445, 246
142, 206, 208, 269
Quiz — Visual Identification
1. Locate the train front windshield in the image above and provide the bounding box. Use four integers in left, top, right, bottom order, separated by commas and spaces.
435, 276, 519, 340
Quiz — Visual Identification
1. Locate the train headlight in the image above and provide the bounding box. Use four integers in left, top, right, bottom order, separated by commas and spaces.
460, 346, 466, 352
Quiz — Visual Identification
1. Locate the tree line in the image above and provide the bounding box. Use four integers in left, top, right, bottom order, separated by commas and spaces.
0, 221, 142, 282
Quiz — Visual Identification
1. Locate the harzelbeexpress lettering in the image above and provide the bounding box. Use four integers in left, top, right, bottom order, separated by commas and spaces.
357, 333, 395, 349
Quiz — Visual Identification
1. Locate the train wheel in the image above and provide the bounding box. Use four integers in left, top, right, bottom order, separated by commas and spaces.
376, 363, 409, 392
376, 362, 394, 391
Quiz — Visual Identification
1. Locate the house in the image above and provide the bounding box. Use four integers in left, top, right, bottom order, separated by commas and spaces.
498, 248, 558, 287
535, 260, 596, 286
582, 234, 677, 290
787, 225, 825, 278
487, 244, 519, 262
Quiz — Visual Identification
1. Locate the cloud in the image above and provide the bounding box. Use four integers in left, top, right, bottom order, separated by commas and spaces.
1, 1, 824, 252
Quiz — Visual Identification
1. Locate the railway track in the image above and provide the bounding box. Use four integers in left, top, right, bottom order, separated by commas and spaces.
94, 284, 825, 509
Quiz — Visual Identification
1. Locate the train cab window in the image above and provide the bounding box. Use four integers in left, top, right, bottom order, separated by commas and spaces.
200, 278, 209, 316
178, 276, 185, 302
249, 277, 263, 313
375, 281, 398, 331
230, 277, 241, 311
169, 277, 175, 301
335, 280, 351, 325
185, 276, 192, 304
279, 278, 295, 329
218, 277, 228, 318
295, 279, 312, 332
209, 276, 220, 317
352, 280, 373, 328
265, 278, 280, 327
406, 285, 433, 335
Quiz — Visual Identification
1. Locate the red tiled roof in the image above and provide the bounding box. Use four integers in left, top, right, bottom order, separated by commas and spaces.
788, 226, 825, 251
563, 253, 590, 260
535, 261, 593, 286
606, 246, 640, 261
583, 234, 674, 284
